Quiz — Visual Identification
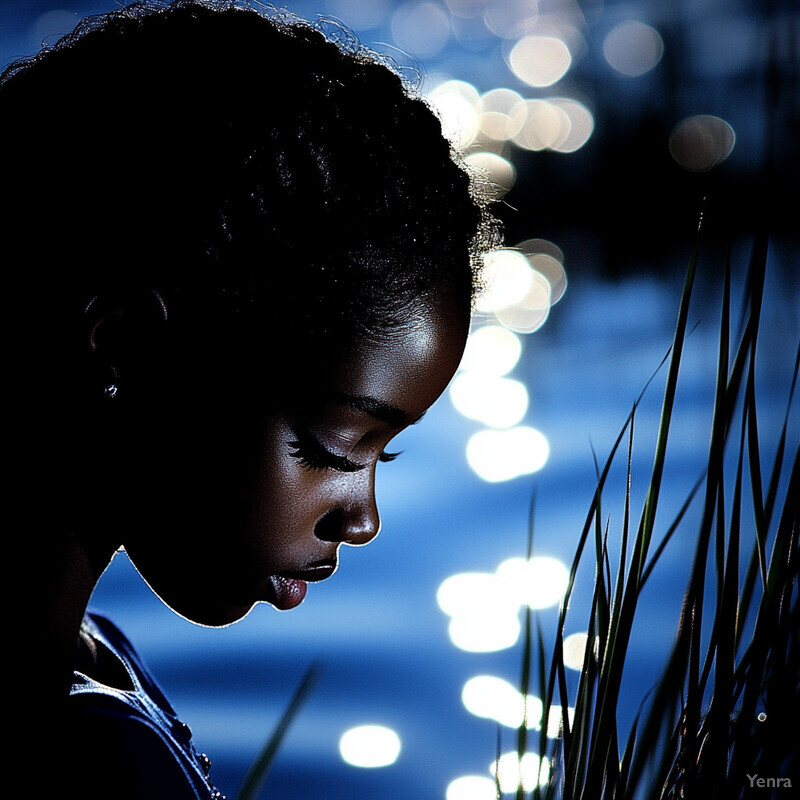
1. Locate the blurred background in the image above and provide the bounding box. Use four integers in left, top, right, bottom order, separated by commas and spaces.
3, 1, 797, 798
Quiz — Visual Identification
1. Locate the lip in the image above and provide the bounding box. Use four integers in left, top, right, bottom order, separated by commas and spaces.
278, 559, 338, 583
263, 559, 338, 611
266, 575, 308, 610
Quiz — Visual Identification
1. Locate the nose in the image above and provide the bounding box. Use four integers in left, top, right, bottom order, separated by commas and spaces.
314, 476, 381, 547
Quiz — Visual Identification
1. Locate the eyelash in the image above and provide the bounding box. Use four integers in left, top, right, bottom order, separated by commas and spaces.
288, 430, 400, 473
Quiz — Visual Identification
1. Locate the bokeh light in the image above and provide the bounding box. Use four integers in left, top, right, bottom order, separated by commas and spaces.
462, 675, 524, 727
518, 241, 568, 305
491, 751, 551, 792
546, 705, 575, 737
446, 775, 497, 800
464, 150, 516, 198
511, 98, 571, 151
471, 240, 569, 336
478, 87, 527, 141
448, 11, 497, 48
437, 571, 517, 618
563, 632, 591, 670
483, 0, 538, 39
459, 325, 522, 376
493, 268, 551, 333
437, 571, 522, 652
427, 79, 481, 148
466, 426, 550, 482
548, 97, 595, 153
669, 114, 736, 172
450, 373, 528, 428
455, 240, 564, 480
438, 552, 569, 652
448, 610, 522, 652
528, 253, 567, 306
391, 1, 451, 58
475, 248, 535, 313
603, 21, 664, 77
495, 556, 570, 609
462, 675, 544, 728
509, 35, 572, 87
506, 96, 594, 153
518, 238, 564, 262
339, 725, 402, 768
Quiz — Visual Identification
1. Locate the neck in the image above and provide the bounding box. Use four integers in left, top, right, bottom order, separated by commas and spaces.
25, 532, 118, 711
16, 526, 117, 786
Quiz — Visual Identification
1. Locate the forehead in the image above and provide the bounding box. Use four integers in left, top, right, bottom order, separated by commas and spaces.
311, 303, 469, 426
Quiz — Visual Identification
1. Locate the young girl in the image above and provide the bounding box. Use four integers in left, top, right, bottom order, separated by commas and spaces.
2, 1, 498, 796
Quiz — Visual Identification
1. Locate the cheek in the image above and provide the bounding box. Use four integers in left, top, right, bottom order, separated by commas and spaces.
122, 412, 272, 557
120, 418, 328, 625
249, 424, 330, 560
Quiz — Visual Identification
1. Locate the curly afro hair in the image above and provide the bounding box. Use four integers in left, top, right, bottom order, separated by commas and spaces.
1, 0, 500, 350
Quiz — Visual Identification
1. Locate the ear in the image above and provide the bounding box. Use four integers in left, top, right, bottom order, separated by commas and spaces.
85, 290, 169, 397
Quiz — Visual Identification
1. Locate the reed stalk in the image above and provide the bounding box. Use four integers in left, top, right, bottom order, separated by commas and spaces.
508, 232, 799, 800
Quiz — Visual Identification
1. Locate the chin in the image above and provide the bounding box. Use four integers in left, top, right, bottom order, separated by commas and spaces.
163, 597, 258, 629
128, 557, 264, 627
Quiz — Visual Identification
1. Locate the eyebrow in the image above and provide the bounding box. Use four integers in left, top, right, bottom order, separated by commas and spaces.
331, 391, 425, 427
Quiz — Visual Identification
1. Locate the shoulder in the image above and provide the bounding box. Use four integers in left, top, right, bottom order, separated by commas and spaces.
65, 611, 219, 799
67, 690, 207, 800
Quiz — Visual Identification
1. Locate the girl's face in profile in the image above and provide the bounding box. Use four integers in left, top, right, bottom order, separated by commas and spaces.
119, 298, 468, 626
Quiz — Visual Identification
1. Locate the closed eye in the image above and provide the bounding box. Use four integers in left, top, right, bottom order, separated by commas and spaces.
289, 427, 402, 472
288, 429, 366, 473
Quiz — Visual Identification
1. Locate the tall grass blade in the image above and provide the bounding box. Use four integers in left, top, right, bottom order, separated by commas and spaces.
515, 228, 797, 800
236, 662, 321, 800
496, 726, 504, 800
583, 235, 700, 798
517, 605, 532, 800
